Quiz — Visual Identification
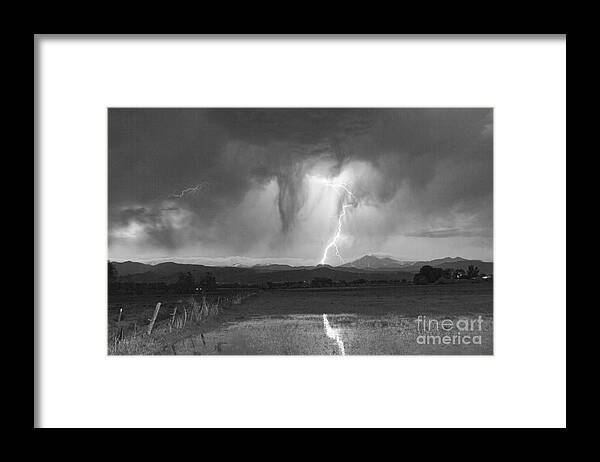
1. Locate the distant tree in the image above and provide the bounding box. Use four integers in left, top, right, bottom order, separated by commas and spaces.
311, 277, 333, 288
453, 268, 466, 279
108, 262, 118, 282
201, 272, 217, 290
442, 268, 453, 279
413, 273, 429, 285
466, 265, 480, 279
417, 265, 444, 283
176, 272, 195, 293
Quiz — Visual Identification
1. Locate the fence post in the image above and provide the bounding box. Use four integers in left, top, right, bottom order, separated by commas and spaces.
169, 307, 177, 332
147, 302, 162, 335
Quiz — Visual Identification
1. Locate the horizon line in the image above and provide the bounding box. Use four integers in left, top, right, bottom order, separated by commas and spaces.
108, 254, 494, 266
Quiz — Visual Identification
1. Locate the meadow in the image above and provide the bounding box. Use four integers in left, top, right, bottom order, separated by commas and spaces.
108, 282, 493, 355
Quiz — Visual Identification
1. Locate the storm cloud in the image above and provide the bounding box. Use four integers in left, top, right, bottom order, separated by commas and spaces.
108, 108, 493, 264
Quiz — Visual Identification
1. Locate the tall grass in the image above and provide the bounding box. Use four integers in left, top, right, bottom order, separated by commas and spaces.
108, 290, 256, 355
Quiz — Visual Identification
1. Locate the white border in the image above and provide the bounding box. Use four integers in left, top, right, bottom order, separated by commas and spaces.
36, 36, 566, 428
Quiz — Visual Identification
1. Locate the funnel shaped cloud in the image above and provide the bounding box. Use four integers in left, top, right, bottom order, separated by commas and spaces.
109, 108, 492, 264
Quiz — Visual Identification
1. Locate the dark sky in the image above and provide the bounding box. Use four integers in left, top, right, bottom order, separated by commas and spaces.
108, 108, 493, 265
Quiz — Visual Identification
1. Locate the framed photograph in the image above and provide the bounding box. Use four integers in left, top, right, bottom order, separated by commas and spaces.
107, 107, 494, 356
35, 35, 566, 428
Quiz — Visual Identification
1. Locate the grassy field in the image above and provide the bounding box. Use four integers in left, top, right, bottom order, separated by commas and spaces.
240, 282, 493, 316
108, 282, 493, 355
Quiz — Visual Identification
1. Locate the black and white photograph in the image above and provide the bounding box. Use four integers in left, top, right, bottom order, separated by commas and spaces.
108, 108, 493, 355
35, 35, 565, 428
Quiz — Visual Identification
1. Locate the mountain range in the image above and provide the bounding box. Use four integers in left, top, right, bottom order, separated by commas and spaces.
111, 255, 492, 285
342, 255, 492, 273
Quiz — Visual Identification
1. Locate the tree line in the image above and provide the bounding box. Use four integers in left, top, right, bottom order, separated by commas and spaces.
108, 262, 490, 294
413, 265, 487, 284
108, 262, 218, 295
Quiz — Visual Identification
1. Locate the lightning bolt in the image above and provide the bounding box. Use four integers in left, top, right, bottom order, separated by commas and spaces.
169, 183, 206, 199
319, 181, 358, 265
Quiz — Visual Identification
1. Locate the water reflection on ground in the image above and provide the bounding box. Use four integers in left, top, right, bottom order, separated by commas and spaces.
170, 313, 493, 355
